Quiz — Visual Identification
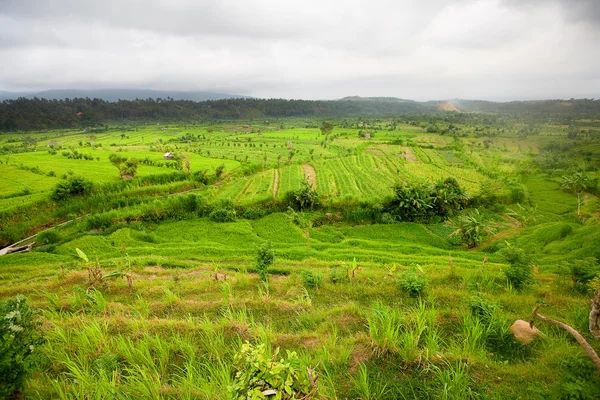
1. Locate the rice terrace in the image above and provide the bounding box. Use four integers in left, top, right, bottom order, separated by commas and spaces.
1, 96, 600, 399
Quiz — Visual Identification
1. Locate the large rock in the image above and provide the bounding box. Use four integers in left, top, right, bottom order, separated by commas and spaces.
510, 319, 541, 344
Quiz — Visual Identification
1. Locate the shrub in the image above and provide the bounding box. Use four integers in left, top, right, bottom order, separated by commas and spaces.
499, 246, 534, 289
329, 267, 348, 284
0, 296, 43, 398
209, 208, 236, 222
285, 180, 320, 211
35, 230, 61, 245
509, 183, 528, 204
399, 265, 427, 297
565, 258, 600, 292
255, 240, 274, 282
191, 169, 209, 184
85, 214, 114, 230
300, 270, 323, 289
50, 176, 93, 200
228, 342, 316, 399
449, 209, 493, 248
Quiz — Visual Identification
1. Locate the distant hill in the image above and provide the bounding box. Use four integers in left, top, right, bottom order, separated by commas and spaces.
0, 89, 248, 102
448, 98, 600, 114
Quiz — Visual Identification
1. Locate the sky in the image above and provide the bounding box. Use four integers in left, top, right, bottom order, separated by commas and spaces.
0, 0, 599, 101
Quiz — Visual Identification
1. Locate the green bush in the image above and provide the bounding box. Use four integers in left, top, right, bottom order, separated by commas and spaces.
285, 180, 320, 211
399, 265, 427, 297
564, 257, 600, 292
85, 214, 113, 230
499, 246, 534, 289
228, 342, 316, 399
0, 296, 43, 398
209, 208, 236, 223
35, 230, 61, 245
50, 176, 93, 201
329, 268, 348, 284
300, 270, 323, 289
255, 240, 275, 282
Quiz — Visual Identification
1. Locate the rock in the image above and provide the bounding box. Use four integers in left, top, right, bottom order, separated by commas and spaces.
510, 319, 541, 344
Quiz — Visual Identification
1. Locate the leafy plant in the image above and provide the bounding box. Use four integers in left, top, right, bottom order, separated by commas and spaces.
255, 240, 275, 282
209, 208, 236, 222
499, 246, 534, 289
0, 296, 43, 398
564, 257, 600, 292
449, 209, 493, 248
50, 175, 93, 201
300, 270, 323, 289
399, 265, 427, 297
228, 342, 318, 399
285, 180, 320, 211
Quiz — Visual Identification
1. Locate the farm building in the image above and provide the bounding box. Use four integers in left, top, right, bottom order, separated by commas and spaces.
163, 152, 175, 160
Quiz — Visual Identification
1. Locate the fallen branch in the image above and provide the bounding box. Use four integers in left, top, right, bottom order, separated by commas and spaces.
531, 303, 600, 374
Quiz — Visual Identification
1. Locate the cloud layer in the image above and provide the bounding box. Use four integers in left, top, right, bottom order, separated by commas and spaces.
1, 0, 599, 100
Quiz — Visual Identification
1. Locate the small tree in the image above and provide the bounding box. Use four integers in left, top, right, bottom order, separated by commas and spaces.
319, 121, 334, 137
255, 240, 274, 282
285, 180, 320, 211
109, 154, 138, 179
215, 163, 225, 180
449, 209, 493, 248
561, 172, 598, 220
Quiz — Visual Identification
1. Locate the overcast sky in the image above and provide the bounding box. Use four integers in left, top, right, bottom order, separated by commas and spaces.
1, 0, 599, 100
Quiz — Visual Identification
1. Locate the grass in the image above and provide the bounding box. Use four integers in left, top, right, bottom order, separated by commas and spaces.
1, 119, 599, 398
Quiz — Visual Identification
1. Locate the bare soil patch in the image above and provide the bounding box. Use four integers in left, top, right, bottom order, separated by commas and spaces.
302, 164, 317, 188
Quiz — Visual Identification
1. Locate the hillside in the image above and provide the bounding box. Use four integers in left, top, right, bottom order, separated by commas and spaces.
0, 89, 248, 102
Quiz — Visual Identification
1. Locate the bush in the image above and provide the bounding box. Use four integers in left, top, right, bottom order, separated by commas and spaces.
228, 342, 316, 399
329, 268, 348, 284
0, 296, 43, 398
209, 208, 236, 222
35, 230, 61, 245
565, 257, 600, 292
255, 240, 274, 282
300, 270, 323, 288
50, 176, 93, 201
499, 246, 534, 289
85, 214, 114, 230
509, 183, 528, 204
399, 265, 427, 297
285, 180, 320, 211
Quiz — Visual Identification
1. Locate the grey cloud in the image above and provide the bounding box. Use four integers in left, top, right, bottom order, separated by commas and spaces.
0, 0, 599, 99
501, 0, 600, 25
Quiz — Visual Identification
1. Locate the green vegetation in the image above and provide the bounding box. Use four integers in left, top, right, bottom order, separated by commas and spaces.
0, 109, 599, 398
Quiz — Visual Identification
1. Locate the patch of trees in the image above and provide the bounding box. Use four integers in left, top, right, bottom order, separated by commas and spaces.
386, 178, 470, 223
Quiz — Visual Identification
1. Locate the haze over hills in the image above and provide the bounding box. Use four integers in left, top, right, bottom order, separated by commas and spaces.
0, 89, 249, 102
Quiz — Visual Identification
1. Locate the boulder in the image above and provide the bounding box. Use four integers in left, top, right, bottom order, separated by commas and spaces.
510, 319, 541, 344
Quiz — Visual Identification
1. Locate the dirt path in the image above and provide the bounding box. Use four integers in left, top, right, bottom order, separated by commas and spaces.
273, 168, 280, 197
302, 164, 317, 189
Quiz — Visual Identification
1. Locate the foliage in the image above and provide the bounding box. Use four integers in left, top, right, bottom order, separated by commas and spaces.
228, 342, 317, 399
209, 208, 236, 222
50, 175, 93, 200
319, 121, 334, 137
0, 296, 43, 398
449, 209, 493, 248
499, 246, 534, 289
35, 230, 61, 245
300, 270, 323, 289
398, 265, 427, 297
215, 163, 226, 179
389, 178, 469, 223
285, 180, 320, 211
564, 257, 600, 292
255, 240, 275, 282
109, 153, 139, 178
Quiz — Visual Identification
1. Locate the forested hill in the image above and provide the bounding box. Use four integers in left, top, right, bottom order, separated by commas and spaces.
0, 97, 440, 131
1, 96, 600, 132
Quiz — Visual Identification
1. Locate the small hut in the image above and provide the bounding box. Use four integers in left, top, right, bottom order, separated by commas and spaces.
163, 152, 175, 160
